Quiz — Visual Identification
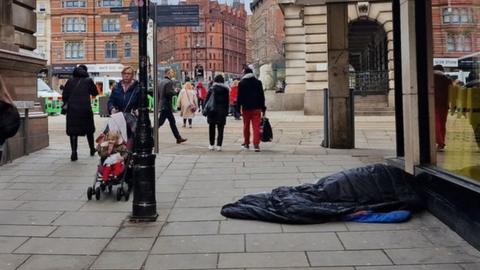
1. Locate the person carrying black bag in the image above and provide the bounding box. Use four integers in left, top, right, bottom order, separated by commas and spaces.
205, 74, 229, 151
62, 65, 98, 161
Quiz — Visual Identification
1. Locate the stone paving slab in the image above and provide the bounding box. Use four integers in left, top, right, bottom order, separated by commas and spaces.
385, 247, 480, 264
53, 212, 127, 226
337, 230, 434, 249
106, 237, 155, 251
0, 210, 61, 225
218, 252, 309, 268
356, 265, 464, 270
0, 236, 28, 253
0, 225, 56, 237
17, 255, 96, 270
0, 254, 28, 270
246, 232, 344, 252
161, 221, 219, 236
307, 250, 393, 267
145, 254, 218, 270
220, 220, 282, 234
151, 235, 244, 254
90, 251, 148, 270
14, 238, 109, 255
49, 226, 118, 238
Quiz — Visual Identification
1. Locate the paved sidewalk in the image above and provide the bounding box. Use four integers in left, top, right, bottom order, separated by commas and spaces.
0, 112, 478, 270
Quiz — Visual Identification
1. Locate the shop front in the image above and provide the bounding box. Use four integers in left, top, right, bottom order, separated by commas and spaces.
390, 0, 480, 249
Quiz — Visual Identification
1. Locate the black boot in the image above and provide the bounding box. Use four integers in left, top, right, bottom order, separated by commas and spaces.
70, 136, 78, 161
87, 133, 95, 156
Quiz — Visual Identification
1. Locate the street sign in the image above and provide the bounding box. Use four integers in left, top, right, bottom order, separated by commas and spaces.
110, 6, 136, 13
153, 5, 199, 27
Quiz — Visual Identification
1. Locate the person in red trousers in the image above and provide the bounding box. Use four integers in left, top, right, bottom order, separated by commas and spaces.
433, 65, 452, 151
236, 67, 266, 152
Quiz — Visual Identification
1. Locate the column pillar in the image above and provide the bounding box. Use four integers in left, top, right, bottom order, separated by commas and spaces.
326, 2, 354, 149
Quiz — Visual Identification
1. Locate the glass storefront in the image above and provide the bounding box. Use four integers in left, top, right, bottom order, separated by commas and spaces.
433, 1, 480, 183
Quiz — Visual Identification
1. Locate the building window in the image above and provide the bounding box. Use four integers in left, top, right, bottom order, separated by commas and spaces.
105, 42, 118, 59
63, 0, 86, 8
210, 36, 213, 46
64, 41, 84, 59
101, 0, 121, 7
102, 17, 120, 32
443, 7, 474, 24
37, 21, 45, 35
62, 17, 86, 32
446, 33, 472, 52
124, 42, 131, 58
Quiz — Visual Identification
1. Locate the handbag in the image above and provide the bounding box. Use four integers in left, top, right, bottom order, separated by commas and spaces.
61, 78, 83, 115
186, 91, 197, 113
202, 90, 216, 116
260, 116, 273, 142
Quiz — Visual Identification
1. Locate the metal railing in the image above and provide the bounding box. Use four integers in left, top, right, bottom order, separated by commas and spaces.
349, 70, 389, 96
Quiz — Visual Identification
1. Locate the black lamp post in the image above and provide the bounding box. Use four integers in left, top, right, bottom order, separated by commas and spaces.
130, 0, 158, 222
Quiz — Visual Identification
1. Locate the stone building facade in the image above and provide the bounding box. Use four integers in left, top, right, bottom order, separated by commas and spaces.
0, 0, 48, 162
157, 0, 247, 81
35, 0, 51, 64
50, 0, 139, 88
278, 0, 394, 115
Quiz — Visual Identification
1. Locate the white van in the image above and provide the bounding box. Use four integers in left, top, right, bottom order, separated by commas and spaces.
37, 79, 61, 99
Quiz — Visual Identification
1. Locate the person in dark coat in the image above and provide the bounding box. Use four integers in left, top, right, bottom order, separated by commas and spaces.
236, 67, 266, 152
205, 74, 229, 151
157, 67, 187, 144
108, 66, 139, 114
433, 65, 452, 151
62, 65, 98, 161
0, 74, 20, 161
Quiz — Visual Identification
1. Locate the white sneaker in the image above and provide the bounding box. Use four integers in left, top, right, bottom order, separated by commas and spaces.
208, 145, 214, 151
215, 146, 222, 151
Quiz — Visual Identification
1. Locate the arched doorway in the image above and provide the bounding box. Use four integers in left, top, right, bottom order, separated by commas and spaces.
348, 19, 389, 95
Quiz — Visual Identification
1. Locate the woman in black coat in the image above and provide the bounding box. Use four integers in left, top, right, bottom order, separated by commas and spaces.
205, 74, 229, 151
62, 65, 98, 161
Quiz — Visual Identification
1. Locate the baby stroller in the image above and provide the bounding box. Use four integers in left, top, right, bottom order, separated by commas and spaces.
86, 112, 136, 201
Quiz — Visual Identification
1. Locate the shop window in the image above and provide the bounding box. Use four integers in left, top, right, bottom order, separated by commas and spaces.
64, 41, 84, 59
63, 0, 86, 8
446, 33, 472, 52
105, 42, 118, 59
101, 0, 121, 7
62, 17, 86, 32
124, 42, 131, 58
434, 3, 480, 183
102, 17, 120, 32
38, 3, 46, 12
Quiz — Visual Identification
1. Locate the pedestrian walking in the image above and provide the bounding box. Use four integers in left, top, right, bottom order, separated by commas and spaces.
158, 68, 187, 144
229, 79, 241, 120
237, 67, 266, 152
196, 82, 207, 112
0, 74, 20, 161
205, 74, 229, 151
62, 65, 99, 161
108, 66, 139, 114
177, 82, 198, 128
433, 65, 452, 151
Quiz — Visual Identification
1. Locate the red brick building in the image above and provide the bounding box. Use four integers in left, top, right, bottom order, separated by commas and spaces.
432, 0, 480, 75
50, 0, 139, 89
157, 0, 247, 81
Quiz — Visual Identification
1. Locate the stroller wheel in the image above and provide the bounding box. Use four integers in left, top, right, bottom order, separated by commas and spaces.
95, 187, 101, 200
87, 187, 93, 200
116, 187, 124, 201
